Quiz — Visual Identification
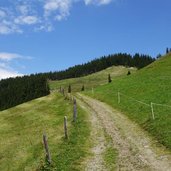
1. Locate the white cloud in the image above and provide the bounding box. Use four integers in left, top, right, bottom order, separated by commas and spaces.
0, 52, 32, 79
17, 5, 29, 15
44, 0, 71, 21
0, 68, 23, 79
0, 52, 23, 61
14, 15, 39, 25
0, 0, 114, 35
0, 10, 6, 18
84, 0, 113, 5
0, 19, 22, 34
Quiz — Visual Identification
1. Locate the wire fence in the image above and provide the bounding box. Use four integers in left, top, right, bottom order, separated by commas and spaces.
117, 91, 171, 120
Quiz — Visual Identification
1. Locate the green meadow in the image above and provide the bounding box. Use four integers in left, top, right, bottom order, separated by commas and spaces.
84, 54, 171, 150
0, 93, 90, 170
1, 54, 171, 170
50, 54, 171, 150
49, 65, 136, 92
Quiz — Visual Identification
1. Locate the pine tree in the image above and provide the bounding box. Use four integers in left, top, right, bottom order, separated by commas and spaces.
68, 84, 71, 93
156, 54, 162, 59
127, 71, 131, 75
166, 47, 169, 54
81, 85, 85, 91
108, 74, 112, 83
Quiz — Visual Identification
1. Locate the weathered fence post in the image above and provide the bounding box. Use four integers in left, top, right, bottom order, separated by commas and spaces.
62, 88, 65, 96
64, 116, 68, 139
151, 102, 155, 120
73, 98, 77, 122
43, 133, 51, 164
118, 92, 120, 104
92, 88, 94, 94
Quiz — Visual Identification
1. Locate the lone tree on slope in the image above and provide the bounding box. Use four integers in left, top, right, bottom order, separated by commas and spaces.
68, 84, 71, 93
127, 71, 131, 75
81, 85, 85, 91
108, 74, 112, 83
166, 47, 169, 54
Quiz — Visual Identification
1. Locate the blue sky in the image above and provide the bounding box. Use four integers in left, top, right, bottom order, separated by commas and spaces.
0, 0, 170, 79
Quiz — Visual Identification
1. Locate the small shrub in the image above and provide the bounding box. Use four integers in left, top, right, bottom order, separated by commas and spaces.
68, 85, 71, 93
81, 85, 85, 91
108, 74, 112, 83
127, 71, 131, 75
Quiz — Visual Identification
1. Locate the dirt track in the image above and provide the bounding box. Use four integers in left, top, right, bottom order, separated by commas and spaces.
77, 93, 171, 171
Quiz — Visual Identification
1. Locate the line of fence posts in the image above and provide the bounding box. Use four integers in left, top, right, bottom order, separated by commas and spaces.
42, 90, 78, 165
117, 91, 156, 120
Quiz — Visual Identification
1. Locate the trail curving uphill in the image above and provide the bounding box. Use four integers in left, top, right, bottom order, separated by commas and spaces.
77, 93, 171, 171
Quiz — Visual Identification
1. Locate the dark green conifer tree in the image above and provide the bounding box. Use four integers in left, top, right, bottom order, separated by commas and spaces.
68, 84, 71, 93
127, 71, 131, 75
108, 74, 112, 83
81, 85, 85, 91
166, 47, 169, 54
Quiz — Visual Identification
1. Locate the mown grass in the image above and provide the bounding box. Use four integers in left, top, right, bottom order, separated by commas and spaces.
84, 54, 171, 150
49, 66, 136, 92
0, 93, 90, 170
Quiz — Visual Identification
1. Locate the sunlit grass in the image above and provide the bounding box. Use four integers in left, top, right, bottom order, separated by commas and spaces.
84, 54, 171, 150
0, 93, 90, 170
49, 66, 136, 92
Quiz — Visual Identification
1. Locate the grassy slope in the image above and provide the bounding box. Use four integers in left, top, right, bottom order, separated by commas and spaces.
49, 66, 136, 92
0, 93, 90, 170
85, 54, 171, 150
49, 54, 171, 150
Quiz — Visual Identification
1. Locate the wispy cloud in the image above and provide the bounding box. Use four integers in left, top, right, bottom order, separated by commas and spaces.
0, 0, 114, 34
84, 0, 113, 5
0, 52, 32, 79
0, 52, 23, 61
0, 68, 22, 79
14, 15, 39, 25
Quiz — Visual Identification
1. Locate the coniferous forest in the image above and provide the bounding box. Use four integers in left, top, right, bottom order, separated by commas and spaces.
45, 53, 155, 80
0, 53, 155, 111
0, 75, 50, 111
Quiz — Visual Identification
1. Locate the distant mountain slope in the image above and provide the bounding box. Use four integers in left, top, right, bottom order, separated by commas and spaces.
49, 65, 136, 92
46, 53, 154, 80
84, 53, 171, 149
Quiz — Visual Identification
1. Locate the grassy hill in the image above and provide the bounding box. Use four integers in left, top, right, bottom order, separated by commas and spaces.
84, 54, 171, 150
0, 93, 90, 170
49, 65, 136, 92
49, 54, 171, 150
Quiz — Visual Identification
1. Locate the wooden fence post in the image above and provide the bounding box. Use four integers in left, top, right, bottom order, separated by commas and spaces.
92, 88, 94, 94
151, 102, 155, 120
59, 86, 62, 93
62, 88, 65, 96
43, 133, 51, 164
73, 99, 77, 122
64, 116, 68, 139
118, 92, 120, 104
